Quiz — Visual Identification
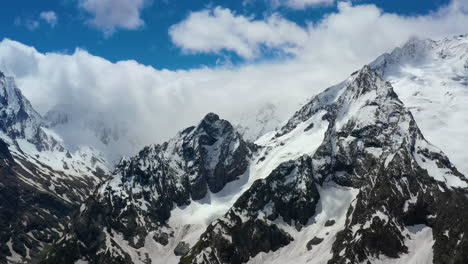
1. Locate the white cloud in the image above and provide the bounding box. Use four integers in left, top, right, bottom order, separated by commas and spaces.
169, 7, 309, 59
284, 0, 334, 9
79, 0, 149, 35
40, 11, 58, 27
170, 1, 468, 59
0, 1, 467, 158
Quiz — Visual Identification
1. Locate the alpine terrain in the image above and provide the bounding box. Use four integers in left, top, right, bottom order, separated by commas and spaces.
0, 71, 110, 263
38, 35, 468, 264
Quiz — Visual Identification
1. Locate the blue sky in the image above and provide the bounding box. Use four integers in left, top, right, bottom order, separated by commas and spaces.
0, 0, 452, 70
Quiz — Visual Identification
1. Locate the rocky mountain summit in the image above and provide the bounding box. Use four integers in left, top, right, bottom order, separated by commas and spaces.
41, 112, 254, 264
42, 65, 468, 264
0, 72, 110, 264
370, 34, 468, 176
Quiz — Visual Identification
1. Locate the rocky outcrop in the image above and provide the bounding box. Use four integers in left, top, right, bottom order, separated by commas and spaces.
181, 156, 319, 264
0, 71, 45, 143
41, 113, 254, 264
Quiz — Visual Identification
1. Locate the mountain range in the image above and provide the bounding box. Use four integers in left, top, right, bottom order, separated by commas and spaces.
1, 34, 468, 264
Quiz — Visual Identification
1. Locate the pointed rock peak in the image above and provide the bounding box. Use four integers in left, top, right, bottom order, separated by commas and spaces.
0, 70, 4, 79
351, 64, 377, 81
276, 65, 394, 137
349, 65, 390, 95
0, 71, 45, 141
202, 112, 220, 123
189, 112, 237, 142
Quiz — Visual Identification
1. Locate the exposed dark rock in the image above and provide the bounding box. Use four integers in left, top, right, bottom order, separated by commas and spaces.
324, 219, 335, 227
306, 236, 324, 250
174, 241, 190, 256
153, 232, 169, 246
181, 156, 319, 263
303, 122, 314, 132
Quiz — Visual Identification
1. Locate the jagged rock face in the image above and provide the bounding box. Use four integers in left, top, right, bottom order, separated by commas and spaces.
0, 72, 110, 264
180, 66, 468, 264
181, 156, 319, 264
0, 71, 45, 142
0, 137, 109, 264
41, 113, 253, 264
111, 112, 252, 202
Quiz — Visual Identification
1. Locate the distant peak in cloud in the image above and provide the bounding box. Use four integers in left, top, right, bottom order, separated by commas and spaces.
169, 7, 309, 59
40, 11, 58, 27
79, 0, 150, 36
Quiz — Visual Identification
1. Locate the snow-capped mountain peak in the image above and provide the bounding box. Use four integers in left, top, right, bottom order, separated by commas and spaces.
370, 34, 468, 176
0, 70, 45, 141
0, 71, 111, 263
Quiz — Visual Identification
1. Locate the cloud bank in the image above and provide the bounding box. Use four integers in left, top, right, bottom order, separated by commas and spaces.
0, 1, 467, 158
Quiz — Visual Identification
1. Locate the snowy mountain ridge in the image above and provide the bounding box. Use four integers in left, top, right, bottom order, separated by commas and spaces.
0, 71, 45, 142
0, 71, 111, 263
42, 63, 468, 264
370, 34, 468, 176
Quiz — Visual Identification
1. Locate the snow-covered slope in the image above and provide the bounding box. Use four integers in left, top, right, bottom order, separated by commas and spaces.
370, 34, 468, 176
181, 65, 468, 264
43, 65, 468, 264
0, 71, 110, 263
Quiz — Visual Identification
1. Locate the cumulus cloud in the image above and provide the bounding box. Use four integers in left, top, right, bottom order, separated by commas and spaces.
0, 1, 467, 158
40, 11, 58, 27
169, 7, 309, 59
79, 0, 149, 35
170, 1, 468, 60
